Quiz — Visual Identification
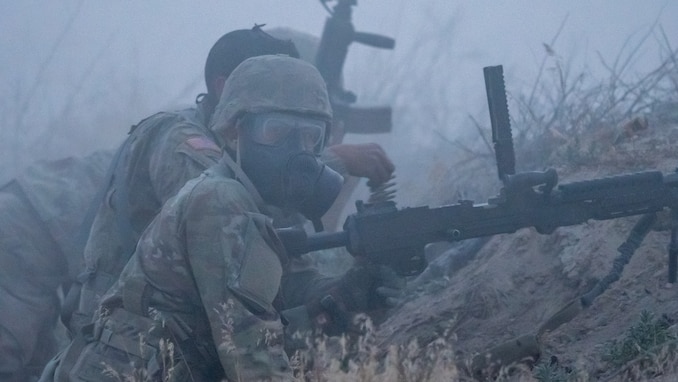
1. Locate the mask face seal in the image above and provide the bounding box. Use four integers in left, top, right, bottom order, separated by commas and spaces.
238, 113, 343, 223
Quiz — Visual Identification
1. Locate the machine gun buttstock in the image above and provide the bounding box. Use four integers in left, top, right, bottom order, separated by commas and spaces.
275, 227, 349, 257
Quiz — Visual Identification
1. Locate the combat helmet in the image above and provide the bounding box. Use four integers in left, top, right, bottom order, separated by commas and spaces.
203, 26, 300, 108
210, 54, 333, 145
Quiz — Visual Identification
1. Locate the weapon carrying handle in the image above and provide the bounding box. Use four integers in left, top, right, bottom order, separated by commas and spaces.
353, 32, 395, 49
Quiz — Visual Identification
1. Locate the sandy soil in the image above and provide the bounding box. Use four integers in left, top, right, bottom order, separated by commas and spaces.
376, 118, 678, 380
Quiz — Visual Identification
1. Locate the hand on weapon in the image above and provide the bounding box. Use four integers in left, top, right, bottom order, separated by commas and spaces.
303, 260, 406, 335
328, 260, 406, 313
652, 209, 673, 231
326, 143, 395, 184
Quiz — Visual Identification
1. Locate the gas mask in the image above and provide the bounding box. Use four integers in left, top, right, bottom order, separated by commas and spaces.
237, 112, 344, 223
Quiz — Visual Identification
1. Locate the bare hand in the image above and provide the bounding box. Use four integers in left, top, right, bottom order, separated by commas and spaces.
326, 143, 395, 185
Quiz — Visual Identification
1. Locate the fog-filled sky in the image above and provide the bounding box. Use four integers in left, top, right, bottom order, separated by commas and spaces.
0, 1, 676, 177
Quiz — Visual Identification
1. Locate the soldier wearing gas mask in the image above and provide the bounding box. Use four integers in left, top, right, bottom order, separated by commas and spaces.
230, 111, 343, 227
40, 55, 404, 382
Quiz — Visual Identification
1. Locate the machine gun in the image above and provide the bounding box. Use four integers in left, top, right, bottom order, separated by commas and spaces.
315, 0, 395, 143
278, 65, 678, 280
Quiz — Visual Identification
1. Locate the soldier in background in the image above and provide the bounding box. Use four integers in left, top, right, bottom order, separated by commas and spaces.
0, 150, 112, 382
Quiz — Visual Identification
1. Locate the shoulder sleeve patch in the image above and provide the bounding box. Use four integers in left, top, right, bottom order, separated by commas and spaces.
185, 136, 222, 153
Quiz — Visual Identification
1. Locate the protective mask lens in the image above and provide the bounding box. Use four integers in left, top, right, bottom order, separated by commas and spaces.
252, 113, 326, 153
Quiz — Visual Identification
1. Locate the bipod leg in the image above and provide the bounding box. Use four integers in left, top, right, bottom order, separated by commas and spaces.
580, 213, 656, 307
539, 213, 657, 337
668, 209, 678, 283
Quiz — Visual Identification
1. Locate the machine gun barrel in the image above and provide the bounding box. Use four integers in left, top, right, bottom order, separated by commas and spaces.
276, 228, 348, 256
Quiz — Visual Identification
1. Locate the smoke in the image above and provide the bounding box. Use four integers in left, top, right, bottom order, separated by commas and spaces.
0, 1, 675, 187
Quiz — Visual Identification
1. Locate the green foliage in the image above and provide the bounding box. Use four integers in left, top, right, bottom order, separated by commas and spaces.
602, 310, 675, 368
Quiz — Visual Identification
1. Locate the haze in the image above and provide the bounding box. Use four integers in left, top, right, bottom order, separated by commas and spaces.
1, 1, 676, 188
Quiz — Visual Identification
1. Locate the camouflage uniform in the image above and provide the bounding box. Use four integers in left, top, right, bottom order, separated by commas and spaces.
61, 166, 332, 381
0, 151, 112, 382
43, 55, 346, 382
70, 29, 350, 331
73, 104, 225, 326
73, 101, 348, 330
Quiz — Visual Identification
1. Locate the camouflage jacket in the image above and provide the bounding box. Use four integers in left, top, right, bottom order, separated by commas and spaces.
79, 102, 223, 315
99, 162, 335, 381
79, 100, 348, 317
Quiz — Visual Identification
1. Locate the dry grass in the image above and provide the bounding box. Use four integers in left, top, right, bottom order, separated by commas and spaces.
415, 21, 678, 210
508, 24, 678, 172
294, 315, 460, 382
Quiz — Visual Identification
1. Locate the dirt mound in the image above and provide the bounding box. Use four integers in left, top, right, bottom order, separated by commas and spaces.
376, 116, 678, 380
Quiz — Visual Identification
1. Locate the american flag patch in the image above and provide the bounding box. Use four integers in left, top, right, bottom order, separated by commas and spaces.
185, 136, 221, 152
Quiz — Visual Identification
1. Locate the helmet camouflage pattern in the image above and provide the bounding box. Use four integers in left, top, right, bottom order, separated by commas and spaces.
210, 54, 332, 140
